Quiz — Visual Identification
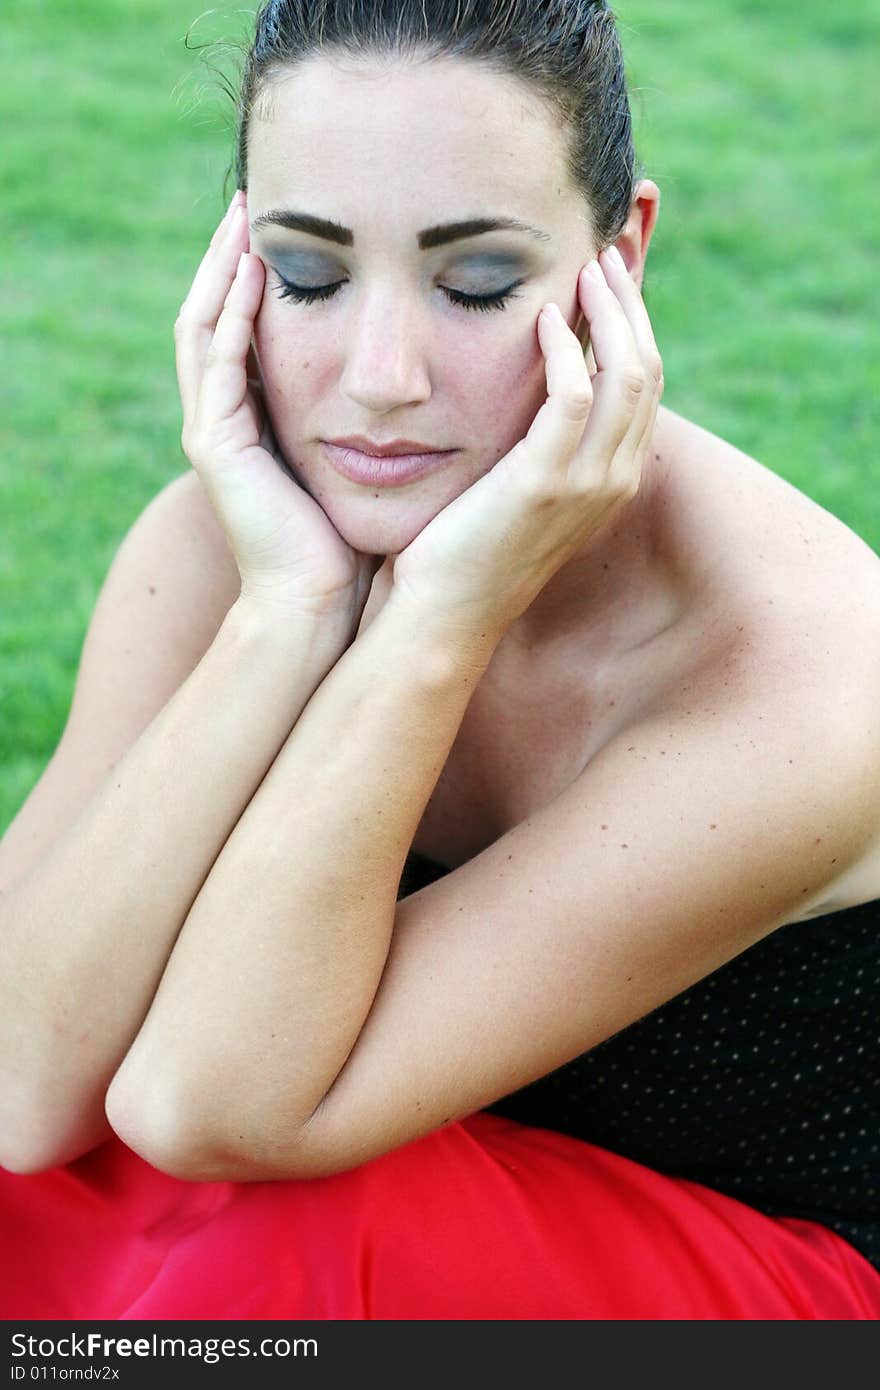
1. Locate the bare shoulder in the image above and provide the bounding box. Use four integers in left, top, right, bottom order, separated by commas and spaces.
655, 406, 880, 716
656, 406, 880, 622
0, 471, 242, 897
648, 408, 880, 916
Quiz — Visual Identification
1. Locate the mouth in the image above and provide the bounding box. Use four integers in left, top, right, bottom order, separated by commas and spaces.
321, 442, 459, 488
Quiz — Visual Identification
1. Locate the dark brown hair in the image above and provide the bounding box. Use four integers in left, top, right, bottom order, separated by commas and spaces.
232, 0, 638, 248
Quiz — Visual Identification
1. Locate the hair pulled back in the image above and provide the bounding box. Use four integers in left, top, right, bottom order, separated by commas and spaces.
234, 0, 637, 248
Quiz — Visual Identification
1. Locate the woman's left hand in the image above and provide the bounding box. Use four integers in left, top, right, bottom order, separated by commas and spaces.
391, 245, 664, 642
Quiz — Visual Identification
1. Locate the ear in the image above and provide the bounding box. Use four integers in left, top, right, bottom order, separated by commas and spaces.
572, 180, 660, 353
612, 179, 660, 291
572, 180, 660, 355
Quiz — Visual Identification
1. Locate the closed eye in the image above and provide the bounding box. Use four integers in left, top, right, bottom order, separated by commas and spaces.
271, 272, 524, 314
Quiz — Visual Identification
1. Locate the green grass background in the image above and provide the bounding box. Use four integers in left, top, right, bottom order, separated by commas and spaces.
1, 0, 878, 833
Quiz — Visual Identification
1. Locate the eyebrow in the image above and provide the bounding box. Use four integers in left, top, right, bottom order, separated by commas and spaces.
250, 209, 552, 249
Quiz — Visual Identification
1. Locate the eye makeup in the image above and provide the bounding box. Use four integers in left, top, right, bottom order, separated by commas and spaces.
257, 219, 538, 313
271, 271, 525, 312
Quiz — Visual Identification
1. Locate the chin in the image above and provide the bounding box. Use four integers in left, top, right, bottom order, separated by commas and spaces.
280, 445, 463, 557
316, 495, 439, 558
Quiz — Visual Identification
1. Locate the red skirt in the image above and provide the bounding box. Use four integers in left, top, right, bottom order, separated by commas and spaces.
2, 1113, 878, 1320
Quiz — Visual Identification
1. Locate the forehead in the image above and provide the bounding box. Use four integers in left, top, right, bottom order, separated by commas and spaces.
247, 54, 579, 227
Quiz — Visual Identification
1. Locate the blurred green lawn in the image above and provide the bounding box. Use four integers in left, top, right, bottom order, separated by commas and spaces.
1, 0, 878, 831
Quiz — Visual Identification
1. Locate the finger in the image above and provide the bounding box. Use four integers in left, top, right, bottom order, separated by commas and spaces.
597, 246, 664, 395
208, 189, 244, 249
595, 248, 664, 480
179, 195, 244, 352
572, 259, 651, 467
175, 202, 249, 425
512, 304, 593, 486
176, 203, 249, 420
193, 251, 266, 440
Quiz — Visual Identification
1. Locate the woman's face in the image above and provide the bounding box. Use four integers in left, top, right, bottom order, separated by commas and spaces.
248, 53, 598, 556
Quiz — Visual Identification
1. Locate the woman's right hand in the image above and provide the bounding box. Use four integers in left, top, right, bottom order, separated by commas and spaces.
175, 190, 382, 630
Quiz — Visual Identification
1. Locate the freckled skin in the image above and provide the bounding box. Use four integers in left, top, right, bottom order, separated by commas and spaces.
246, 53, 599, 558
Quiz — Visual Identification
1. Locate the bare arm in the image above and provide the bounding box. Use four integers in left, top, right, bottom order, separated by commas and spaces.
0, 598, 348, 1173
105, 592, 494, 1173
0, 184, 376, 1176
104, 576, 880, 1184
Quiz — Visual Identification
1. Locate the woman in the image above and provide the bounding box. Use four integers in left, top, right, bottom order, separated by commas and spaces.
1, 0, 878, 1319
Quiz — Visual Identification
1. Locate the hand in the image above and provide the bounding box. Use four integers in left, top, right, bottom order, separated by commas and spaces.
175, 191, 382, 630
391, 246, 664, 640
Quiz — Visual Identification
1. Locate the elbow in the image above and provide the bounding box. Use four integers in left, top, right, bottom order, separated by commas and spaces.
0, 1100, 56, 1173
0, 1135, 62, 1177
104, 1067, 209, 1180
0, 1092, 117, 1175
0, 1118, 93, 1176
103, 1068, 308, 1182
104, 1075, 338, 1182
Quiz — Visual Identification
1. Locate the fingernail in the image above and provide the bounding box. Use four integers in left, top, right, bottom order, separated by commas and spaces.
542, 302, 563, 322
604, 244, 625, 269
584, 260, 603, 282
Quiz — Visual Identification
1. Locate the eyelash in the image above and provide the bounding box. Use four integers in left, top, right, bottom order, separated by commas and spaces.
272, 273, 524, 313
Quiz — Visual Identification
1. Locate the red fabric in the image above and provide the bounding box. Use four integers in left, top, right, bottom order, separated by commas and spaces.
2, 1112, 878, 1320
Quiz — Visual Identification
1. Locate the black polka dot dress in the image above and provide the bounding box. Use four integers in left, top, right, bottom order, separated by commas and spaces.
401, 852, 880, 1276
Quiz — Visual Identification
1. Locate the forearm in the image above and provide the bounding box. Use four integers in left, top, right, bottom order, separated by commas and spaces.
108, 594, 498, 1175
0, 600, 347, 1171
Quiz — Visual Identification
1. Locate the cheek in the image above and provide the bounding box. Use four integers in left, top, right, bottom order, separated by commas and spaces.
253, 305, 325, 407
452, 320, 547, 455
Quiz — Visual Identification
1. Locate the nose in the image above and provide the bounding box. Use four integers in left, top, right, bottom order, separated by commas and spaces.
339, 283, 432, 414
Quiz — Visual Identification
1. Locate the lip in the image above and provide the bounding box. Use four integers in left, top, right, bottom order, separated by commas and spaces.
321, 441, 458, 488
327, 435, 447, 457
